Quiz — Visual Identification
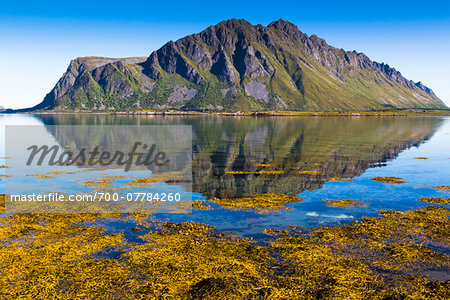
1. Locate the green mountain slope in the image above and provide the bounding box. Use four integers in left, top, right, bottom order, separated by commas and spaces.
31, 19, 446, 112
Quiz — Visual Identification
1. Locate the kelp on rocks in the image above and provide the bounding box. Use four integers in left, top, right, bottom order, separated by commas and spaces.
126, 171, 185, 187
323, 198, 368, 208
432, 185, 450, 191
370, 176, 406, 184
0, 213, 127, 299
418, 197, 450, 205
265, 206, 450, 298
192, 199, 214, 211
0, 205, 449, 299
210, 193, 303, 214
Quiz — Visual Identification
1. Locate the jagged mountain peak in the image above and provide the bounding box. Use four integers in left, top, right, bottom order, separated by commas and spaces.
29, 19, 446, 112
216, 18, 254, 28
268, 19, 302, 34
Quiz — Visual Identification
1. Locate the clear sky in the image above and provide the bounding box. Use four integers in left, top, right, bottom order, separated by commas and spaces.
1, 0, 449, 109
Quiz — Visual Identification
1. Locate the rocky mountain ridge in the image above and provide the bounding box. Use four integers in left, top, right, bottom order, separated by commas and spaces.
28, 19, 446, 112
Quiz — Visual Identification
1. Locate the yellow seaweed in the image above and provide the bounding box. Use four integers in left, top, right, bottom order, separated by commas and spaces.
210, 193, 303, 214
323, 198, 368, 208
432, 185, 450, 191
418, 197, 450, 205
370, 176, 406, 184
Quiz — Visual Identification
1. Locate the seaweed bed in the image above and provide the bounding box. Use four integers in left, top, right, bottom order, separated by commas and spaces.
210, 193, 303, 214
370, 176, 406, 184
433, 185, 450, 191
0, 198, 449, 299
323, 198, 368, 208
418, 197, 450, 205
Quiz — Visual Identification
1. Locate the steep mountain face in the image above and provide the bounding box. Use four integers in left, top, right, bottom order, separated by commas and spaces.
32, 19, 446, 112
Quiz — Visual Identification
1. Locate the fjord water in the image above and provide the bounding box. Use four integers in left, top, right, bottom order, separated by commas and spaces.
1, 114, 449, 237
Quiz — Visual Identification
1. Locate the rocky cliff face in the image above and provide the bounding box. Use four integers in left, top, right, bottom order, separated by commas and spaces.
31, 19, 446, 111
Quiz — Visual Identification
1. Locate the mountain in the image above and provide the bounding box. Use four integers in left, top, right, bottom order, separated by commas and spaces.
30, 19, 446, 112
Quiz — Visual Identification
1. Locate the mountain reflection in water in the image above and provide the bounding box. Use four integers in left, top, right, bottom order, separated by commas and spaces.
34, 114, 442, 198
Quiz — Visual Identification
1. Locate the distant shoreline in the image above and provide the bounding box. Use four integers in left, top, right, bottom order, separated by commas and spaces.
111, 109, 450, 117
4, 108, 450, 117
15, 109, 450, 117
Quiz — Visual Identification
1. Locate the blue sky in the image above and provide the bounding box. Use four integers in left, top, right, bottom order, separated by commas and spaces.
1, 0, 449, 109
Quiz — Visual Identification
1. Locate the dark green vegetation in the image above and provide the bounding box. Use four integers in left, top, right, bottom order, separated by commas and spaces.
27, 19, 446, 112
0, 206, 448, 299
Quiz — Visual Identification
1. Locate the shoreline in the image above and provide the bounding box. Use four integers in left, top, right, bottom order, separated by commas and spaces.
111, 109, 450, 117
9, 109, 450, 117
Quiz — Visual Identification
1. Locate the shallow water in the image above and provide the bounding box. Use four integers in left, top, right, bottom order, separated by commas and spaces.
1, 114, 449, 237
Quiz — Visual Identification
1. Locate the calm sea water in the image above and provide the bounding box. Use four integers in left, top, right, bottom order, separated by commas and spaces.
1, 114, 449, 238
